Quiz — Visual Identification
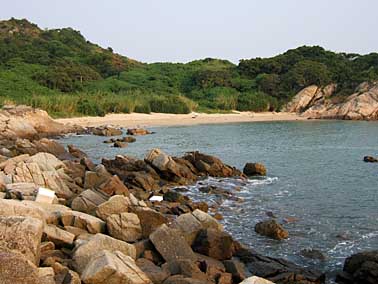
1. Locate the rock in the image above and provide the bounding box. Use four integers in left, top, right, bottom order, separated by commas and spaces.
336, 250, 378, 284
61, 210, 106, 234
83, 165, 112, 189
183, 151, 243, 177
192, 209, 223, 231
235, 245, 325, 284
72, 233, 136, 273
150, 224, 197, 262
52, 262, 81, 284
67, 144, 87, 159
5, 182, 38, 200
173, 212, 203, 245
128, 128, 152, 135
107, 212, 143, 242
0, 216, 44, 265
43, 224, 75, 246
98, 174, 130, 196
239, 276, 275, 284
96, 195, 131, 220
114, 141, 128, 148
71, 189, 108, 214
282, 85, 321, 113
21, 200, 72, 224
0, 252, 40, 284
162, 259, 210, 281
163, 275, 212, 284
123, 136, 137, 143
91, 125, 123, 136
243, 163, 267, 176
224, 258, 249, 282
301, 82, 378, 120
135, 208, 168, 238
137, 258, 170, 284
364, 156, 378, 163
38, 267, 56, 284
81, 250, 151, 284
254, 219, 288, 240
300, 248, 327, 261
192, 228, 234, 261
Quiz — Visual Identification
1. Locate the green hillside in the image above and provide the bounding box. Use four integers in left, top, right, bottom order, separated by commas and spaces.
0, 18, 377, 117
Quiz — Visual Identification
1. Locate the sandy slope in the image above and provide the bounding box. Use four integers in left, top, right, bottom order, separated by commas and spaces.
55, 111, 306, 128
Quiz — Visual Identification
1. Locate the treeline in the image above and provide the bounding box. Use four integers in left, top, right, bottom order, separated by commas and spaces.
0, 18, 377, 117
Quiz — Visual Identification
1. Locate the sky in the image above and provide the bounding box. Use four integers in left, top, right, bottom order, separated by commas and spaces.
1, 0, 377, 63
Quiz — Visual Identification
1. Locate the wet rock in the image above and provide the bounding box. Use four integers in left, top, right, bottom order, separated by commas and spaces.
96, 195, 131, 221
243, 163, 267, 176
61, 210, 106, 234
0, 216, 44, 265
255, 219, 288, 240
150, 224, 197, 262
81, 250, 152, 284
363, 156, 378, 163
72, 233, 137, 273
137, 258, 170, 284
114, 141, 128, 148
336, 250, 378, 284
91, 125, 123, 136
128, 128, 152, 135
164, 191, 189, 203
300, 248, 327, 261
192, 228, 234, 261
0, 252, 40, 284
107, 212, 143, 242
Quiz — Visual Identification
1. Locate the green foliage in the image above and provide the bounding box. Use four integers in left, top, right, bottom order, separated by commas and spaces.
0, 19, 377, 117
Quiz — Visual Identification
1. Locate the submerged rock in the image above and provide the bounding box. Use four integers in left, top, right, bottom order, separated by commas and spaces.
363, 156, 378, 163
127, 128, 152, 135
254, 219, 289, 240
300, 248, 327, 261
243, 163, 267, 176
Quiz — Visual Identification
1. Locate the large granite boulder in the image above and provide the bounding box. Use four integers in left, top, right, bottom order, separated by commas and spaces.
96, 195, 131, 221
0, 216, 44, 265
61, 210, 106, 234
149, 224, 197, 262
72, 233, 137, 273
135, 208, 168, 238
137, 258, 170, 284
71, 189, 108, 214
0, 252, 40, 284
81, 250, 152, 284
107, 212, 143, 242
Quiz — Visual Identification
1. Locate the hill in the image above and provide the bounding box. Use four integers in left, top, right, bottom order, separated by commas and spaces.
0, 18, 377, 117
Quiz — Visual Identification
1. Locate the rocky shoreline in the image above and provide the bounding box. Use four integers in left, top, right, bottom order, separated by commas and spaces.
0, 107, 376, 284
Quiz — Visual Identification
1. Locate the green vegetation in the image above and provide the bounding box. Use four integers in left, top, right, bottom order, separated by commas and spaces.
0, 18, 377, 117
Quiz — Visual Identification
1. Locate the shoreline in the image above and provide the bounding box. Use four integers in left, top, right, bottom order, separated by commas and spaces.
55, 111, 307, 128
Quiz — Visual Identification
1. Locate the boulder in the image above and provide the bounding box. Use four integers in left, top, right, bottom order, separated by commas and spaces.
254, 219, 288, 240
224, 258, 249, 282
363, 156, 378, 163
336, 250, 378, 284
96, 195, 131, 220
137, 258, 170, 284
107, 212, 143, 242
84, 165, 112, 189
0, 216, 44, 265
98, 174, 129, 196
81, 250, 151, 284
72, 233, 137, 273
163, 275, 212, 284
61, 210, 106, 234
38, 267, 56, 284
243, 163, 267, 176
300, 248, 327, 261
114, 141, 128, 148
127, 128, 152, 135
5, 182, 38, 200
192, 228, 234, 261
173, 212, 203, 245
149, 224, 197, 262
239, 276, 275, 284
135, 208, 168, 238
43, 224, 75, 246
123, 136, 137, 143
91, 125, 123, 136
192, 209, 223, 231
67, 144, 87, 159
282, 85, 320, 113
162, 259, 210, 281
0, 252, 40, 284
71, 189, 108, 214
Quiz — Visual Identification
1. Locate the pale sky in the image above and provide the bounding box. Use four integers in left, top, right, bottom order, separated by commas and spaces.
1, 0, 377, 63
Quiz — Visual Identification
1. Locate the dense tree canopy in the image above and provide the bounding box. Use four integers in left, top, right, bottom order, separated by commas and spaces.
0, 18, 377, 117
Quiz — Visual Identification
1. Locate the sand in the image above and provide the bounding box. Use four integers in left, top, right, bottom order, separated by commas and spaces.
55, 111, 306, 128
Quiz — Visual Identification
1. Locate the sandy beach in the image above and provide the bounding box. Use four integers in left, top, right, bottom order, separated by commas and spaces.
55, 111, 306, 128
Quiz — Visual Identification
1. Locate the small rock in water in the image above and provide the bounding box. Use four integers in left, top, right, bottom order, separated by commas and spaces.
243, 163, 267, 176
300, 248, 327, 261
213, 213, 223, 220
265, 211, 277, 218
255, 219, 289, 240
363, 155, 378, 162
283, 216, 299, 223
114, 141, 128, 148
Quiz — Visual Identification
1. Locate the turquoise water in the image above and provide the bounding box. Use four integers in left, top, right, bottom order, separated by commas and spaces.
60, 121, 378, 279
